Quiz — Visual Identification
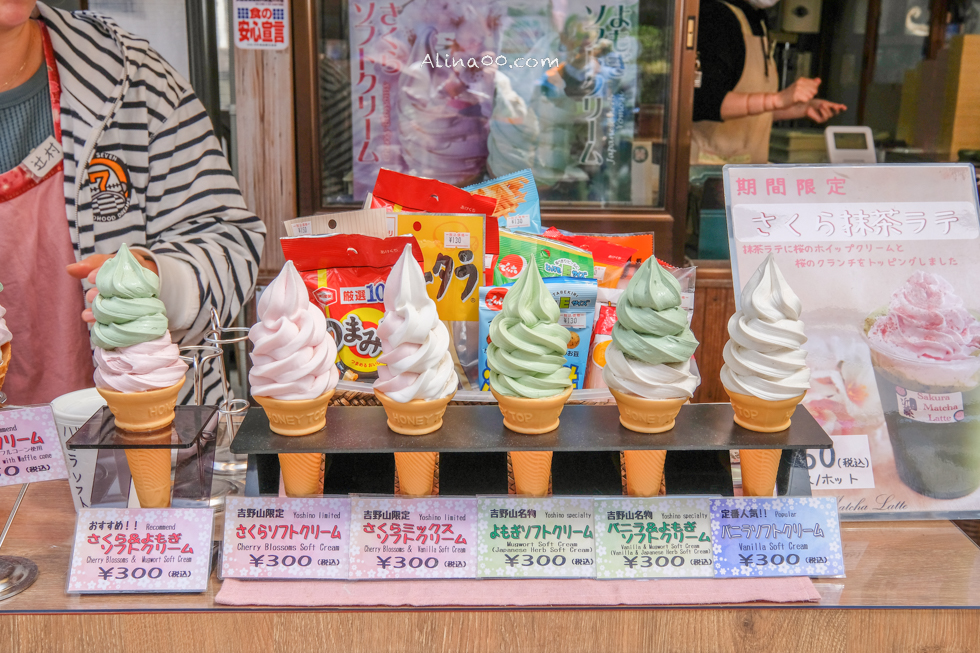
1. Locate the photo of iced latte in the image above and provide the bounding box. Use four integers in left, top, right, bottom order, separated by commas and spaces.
864, 272, 980, 499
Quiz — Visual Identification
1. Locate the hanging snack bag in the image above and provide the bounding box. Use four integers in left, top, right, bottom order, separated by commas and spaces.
541, 227, 637, 288
371, 168, 499, 283
464, 168, 543, 234
492, 230, 594, 285
478, 278, 598, 391
281, 233, 423, 381
394, 213, 485, 389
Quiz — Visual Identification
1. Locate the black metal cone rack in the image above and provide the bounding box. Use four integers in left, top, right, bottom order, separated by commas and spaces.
231, 402, 832, 498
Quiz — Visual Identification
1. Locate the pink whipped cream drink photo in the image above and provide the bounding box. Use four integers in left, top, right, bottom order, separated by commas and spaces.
863, 271, 980, 499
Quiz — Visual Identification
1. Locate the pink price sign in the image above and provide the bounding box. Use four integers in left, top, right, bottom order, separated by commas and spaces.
222, 496, 351, 579
349, 497, 477, 580
0, 405, 68, 488
67, 508, 214, 593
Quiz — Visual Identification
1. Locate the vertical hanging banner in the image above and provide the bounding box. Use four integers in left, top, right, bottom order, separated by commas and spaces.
0, 405, 68, 488
726, 163, 980, 519
234, 0, 289, 50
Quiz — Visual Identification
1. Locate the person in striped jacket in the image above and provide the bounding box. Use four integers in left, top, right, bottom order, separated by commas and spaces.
0, 1, 265, 405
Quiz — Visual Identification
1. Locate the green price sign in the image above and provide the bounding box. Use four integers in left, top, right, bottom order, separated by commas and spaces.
595, 497, 714, 579
477, 497, 595, 578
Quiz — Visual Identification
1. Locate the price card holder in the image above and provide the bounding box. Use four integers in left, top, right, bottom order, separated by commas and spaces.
67, 508, 214, 593
709, 497, 845, 578
348, 496, 477, 579
477, 496, 596, 578
0, 405, 69, 487
222, 496, 351, 579
595, 497, 714, 579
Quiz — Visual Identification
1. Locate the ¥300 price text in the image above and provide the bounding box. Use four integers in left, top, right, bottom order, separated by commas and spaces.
622, 555, 710, 569
503, 554, 592, 568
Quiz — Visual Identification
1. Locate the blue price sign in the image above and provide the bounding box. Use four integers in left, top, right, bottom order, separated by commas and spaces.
709, 497, 844, 578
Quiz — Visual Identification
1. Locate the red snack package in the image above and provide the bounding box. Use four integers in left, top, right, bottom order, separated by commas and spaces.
371, 169, 500, 283
541, 227, 637, 288
584, 303, 618, 389
281, 233, 423, 380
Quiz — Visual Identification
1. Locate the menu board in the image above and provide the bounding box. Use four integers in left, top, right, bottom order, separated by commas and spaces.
726, 163, 980, 519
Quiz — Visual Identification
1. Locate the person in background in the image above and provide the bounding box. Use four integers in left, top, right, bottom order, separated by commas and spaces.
0, 1, 265, 405
692, 0, 847, 164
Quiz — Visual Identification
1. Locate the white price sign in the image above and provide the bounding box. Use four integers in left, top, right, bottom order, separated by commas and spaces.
443, 231, 471, 249
808, 434, 876, 490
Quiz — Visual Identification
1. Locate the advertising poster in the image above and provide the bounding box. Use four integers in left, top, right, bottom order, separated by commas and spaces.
726, 163, 980, 518
348, 0, 638, 202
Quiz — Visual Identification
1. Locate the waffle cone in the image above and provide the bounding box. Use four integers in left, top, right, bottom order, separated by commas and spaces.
375, 390, 455, 435
609, 388, 685, 433
739, 448, 782, 497
725, 389, 805, 433
490, 386, 572, 434
253, 389, 335, 436
623, 449, 667, 497
278, 452, 324, 496
510, 450, 553, 496
98, 382, 184, 431
123, 428, 173, 508
0, 342, 10, 395
394, 452, 438, 496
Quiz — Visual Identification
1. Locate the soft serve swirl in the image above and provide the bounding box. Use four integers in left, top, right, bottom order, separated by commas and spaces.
603, 258, 700, 399
249, 260, 339, 400
720, 255, 810, 401
0, 282, 10, 348
374, 246, 457, 402
487, 261, 572, 398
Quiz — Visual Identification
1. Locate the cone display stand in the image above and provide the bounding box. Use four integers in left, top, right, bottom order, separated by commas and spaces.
65, 406, 220, 508
232, 403, 832, 498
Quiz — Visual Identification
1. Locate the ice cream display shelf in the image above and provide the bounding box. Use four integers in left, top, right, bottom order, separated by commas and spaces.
232, 403, 832, 455
66, 406, 219, 508
232, 403, 829, 498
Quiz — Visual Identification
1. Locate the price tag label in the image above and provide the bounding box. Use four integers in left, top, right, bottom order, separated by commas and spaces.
67, 508, 214, 593
477, 497, 595, 578
595, 497, 714, 579
222, 496, 351, 579
505, 214, 531, 229
559, 312, 587, 328
709, 497, 844, 578
808, 434, 875, 490
443, 231, 471, 249
348, 497, 477, 579
0, 405, 69, 488
290, 220, 312, 236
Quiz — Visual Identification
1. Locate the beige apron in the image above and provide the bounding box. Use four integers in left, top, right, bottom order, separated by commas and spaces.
691, 2, 778, 165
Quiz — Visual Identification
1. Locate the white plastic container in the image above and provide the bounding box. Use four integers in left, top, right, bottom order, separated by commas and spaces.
50, 388, 106, 512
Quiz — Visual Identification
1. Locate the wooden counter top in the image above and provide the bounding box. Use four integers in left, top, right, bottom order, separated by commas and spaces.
1, 481, 978, 651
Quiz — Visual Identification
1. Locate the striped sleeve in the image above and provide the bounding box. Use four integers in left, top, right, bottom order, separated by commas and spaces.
143, 89, 266, 347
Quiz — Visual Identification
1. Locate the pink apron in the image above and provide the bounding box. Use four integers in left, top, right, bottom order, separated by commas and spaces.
0, 23, 94, 405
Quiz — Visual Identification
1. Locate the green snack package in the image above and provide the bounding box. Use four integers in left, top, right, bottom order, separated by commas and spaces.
493, 229, 595, 285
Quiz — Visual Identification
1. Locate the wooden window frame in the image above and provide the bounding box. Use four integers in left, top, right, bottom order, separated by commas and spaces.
291, 0, 700, 264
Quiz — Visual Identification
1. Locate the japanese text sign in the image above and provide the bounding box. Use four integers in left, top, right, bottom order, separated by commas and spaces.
595, 497, 714, 578
808, 435, 876, 491
234, 0, 288, 50
20, 135, 62, 182
67, 508, 214, 593
0, 405, 69, 488
222, 497, 351, 579
709, 497, 844, 578
727, 164, 980, 519
349, 497, 477, 579
477, 497, 595, 578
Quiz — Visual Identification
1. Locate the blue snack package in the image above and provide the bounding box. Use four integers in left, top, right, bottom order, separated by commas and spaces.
478, 277, 599, 391
465, 169, 543, 234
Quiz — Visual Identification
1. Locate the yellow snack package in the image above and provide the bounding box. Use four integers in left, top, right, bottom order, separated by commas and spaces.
395, 213, 484, 322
